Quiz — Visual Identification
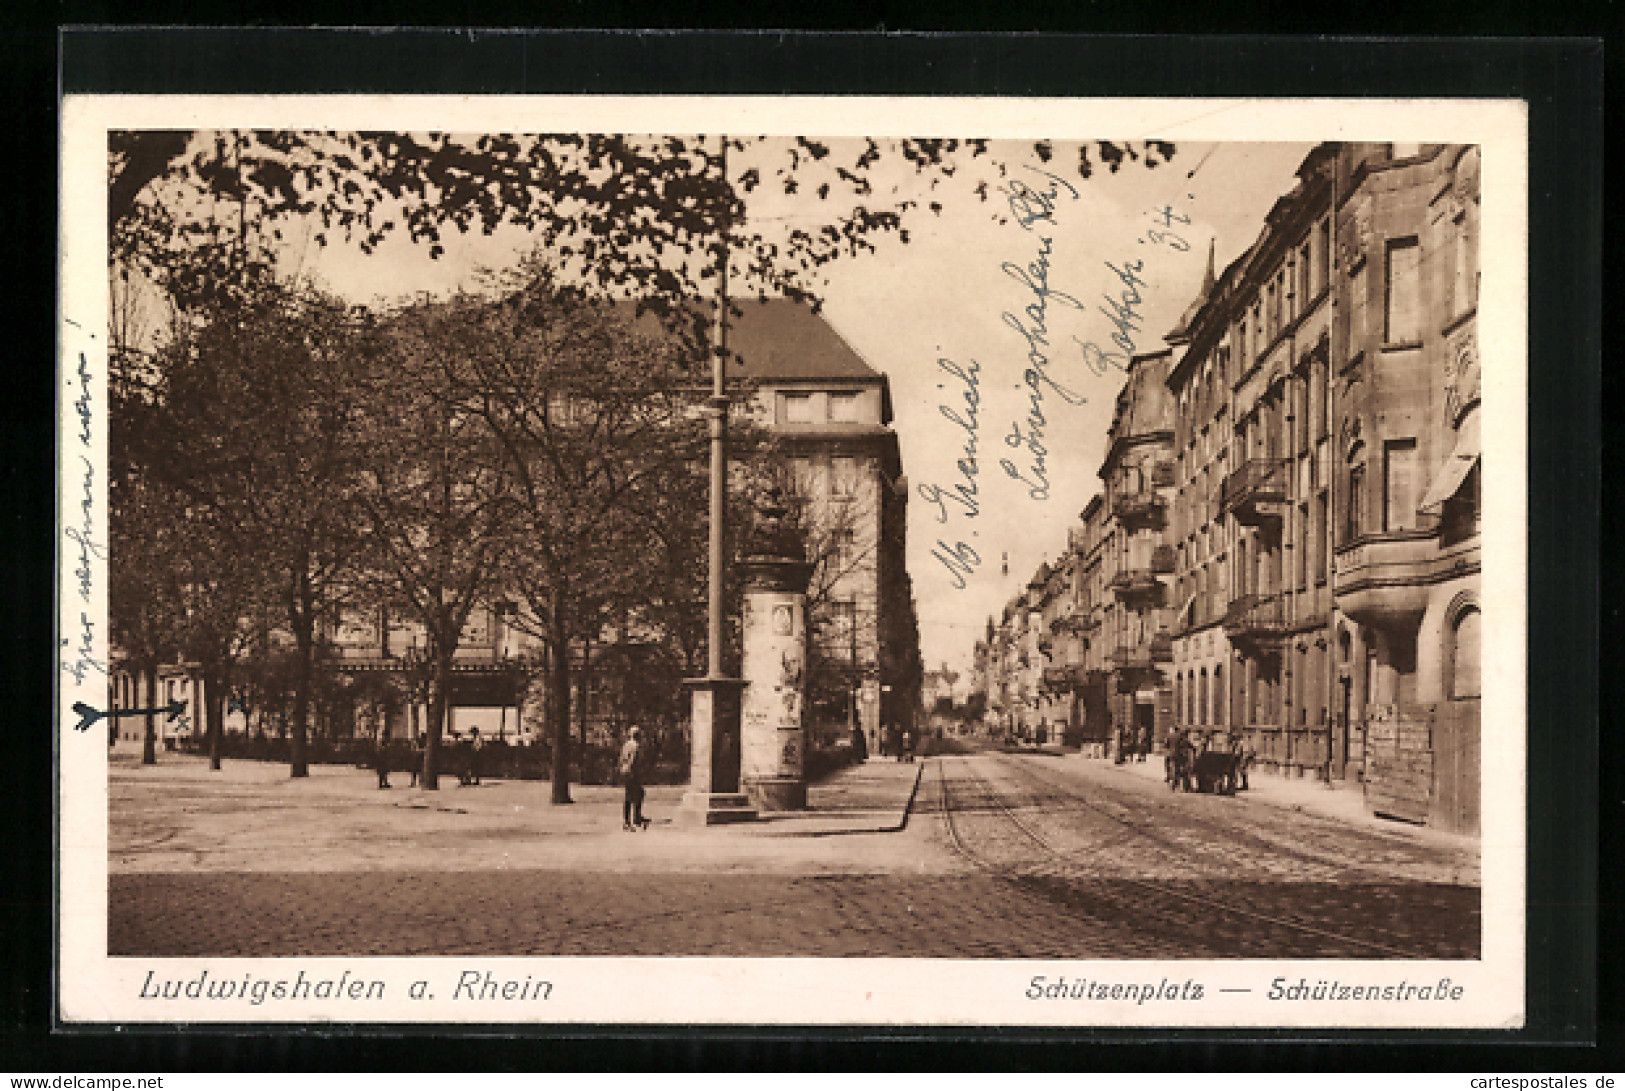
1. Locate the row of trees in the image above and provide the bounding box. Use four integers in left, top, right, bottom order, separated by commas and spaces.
112, 263, 749, 799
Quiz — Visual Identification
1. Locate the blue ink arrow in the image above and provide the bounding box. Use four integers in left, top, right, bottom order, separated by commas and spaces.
73, 698, 186, 733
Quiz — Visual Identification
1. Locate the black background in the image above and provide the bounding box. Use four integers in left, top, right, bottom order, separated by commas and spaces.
4, 22, 1606, 1073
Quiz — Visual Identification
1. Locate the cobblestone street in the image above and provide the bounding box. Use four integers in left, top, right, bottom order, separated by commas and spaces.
108, 751, 1480, 959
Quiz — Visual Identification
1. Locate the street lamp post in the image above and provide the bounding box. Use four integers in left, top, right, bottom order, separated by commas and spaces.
679, 134, 755, 825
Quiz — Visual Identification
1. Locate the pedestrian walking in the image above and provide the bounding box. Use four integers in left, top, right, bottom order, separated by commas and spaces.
619, 726, 650, 831
374, 729, 392, 789
466, 726, 483, 786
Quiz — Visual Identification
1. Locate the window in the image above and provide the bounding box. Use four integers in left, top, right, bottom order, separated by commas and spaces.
1441, 462, 1481, 542
832, 527, 858, 569
1346, 459, 1367, 540
1453, 215, 1475, 317
1451, 607, 1481, 699
828, 600, 858, 663
828, 392, 861, 422
1383, 437, 1418, 531
1297, 243, 1311, 313
1213, 664, 1223, 727
830, 456, 857, 497
788, 457, 814, 497
1199, 667, 1210, 725
1384, 237, 1422, 344
1310, 356, 1327, 439
1293, 381, 1309, 456
546, 392, 577, 426
1313, 490, 1329, 579
1297, 502, 1310, 589
784, 393, 815, 423
1316, 219, 1331, 297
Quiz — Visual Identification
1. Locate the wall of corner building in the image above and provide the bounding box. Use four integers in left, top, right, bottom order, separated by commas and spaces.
1329, 143, 1481, 834
769, 374, 918, 757
1143, 143, 1481, 832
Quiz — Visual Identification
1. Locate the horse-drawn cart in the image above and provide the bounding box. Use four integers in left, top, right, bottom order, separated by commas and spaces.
1165, 733, 1253, 795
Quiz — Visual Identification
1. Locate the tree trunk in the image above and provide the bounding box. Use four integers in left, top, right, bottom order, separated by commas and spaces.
290, 623, 312, 778
577, 633, 592, 759
205, 665, 225, 771
141, 665, 157, 765
548, 593, 572, 805
421, 644, 450, 791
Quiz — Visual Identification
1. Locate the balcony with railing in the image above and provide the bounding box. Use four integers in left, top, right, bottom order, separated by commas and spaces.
1222, 592, 1287, 651
1049, 607, 1095, 637
1111, 490, 1166, 528
1041, 665, 1074, 692
1108, 644, 1147, 671
1219, 458, 1289, 525
1109, 633, 1172, 673
1109, 566, 1164, 604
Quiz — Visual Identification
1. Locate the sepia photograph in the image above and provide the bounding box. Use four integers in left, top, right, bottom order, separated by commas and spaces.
57, 94, 1527, 1027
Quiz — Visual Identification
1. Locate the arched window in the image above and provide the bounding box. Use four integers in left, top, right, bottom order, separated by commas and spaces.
1451, 607, 1481, 699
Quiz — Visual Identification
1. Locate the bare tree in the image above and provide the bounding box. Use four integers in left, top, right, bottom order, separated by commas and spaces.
442, 264, 713, 804
350, 298, 520, 789
125, 283, 373, 777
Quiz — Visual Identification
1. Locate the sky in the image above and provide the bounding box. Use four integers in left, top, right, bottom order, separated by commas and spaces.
274, 136, 1314, 680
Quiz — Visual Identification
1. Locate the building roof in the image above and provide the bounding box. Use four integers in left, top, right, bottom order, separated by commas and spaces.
617, 297, 880, 382
620, 296, 891, 420
722, 299, 882, 383
1100, 348, 1174, 475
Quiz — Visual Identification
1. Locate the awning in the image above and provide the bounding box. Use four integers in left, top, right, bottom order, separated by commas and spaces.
1418, 407, 1481, 514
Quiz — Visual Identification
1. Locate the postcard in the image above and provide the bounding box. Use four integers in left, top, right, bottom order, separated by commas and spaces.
58, 92, 1526, 1027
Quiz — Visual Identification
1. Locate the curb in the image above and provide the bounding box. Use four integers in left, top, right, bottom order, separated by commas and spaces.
1093, 751, 1476, 851
891, 762, 925, 832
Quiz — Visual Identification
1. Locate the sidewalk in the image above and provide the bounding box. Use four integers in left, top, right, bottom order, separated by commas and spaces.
1087, 750, 1479, 853
781, 756, 923, 835
108, 751, 925, 875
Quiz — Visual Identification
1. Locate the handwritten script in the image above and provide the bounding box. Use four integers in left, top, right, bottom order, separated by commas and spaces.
62, 344, 105, 695
918, 165, 1194, 593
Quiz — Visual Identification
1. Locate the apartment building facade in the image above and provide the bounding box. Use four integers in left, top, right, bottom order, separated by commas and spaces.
967, 143, 1482, 833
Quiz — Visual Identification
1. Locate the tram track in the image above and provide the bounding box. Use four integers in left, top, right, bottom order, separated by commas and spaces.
934, 754, 1445, 959
990, 751, 1414, 885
